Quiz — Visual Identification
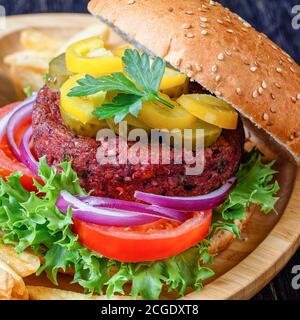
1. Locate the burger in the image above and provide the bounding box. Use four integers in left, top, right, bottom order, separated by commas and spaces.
0, 0, 298, 300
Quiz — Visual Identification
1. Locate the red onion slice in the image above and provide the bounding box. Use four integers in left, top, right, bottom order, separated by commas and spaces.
19, 126, 39, 176
57, 191, 184, 227
134, 178, 237, 212
6, 95, 36, 161
77, 195, 186, 222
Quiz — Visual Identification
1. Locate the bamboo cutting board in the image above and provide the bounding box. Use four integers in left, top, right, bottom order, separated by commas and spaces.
0, 14, 300, 300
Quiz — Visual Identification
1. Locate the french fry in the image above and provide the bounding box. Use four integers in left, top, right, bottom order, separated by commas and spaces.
27, 286, 132, 301
4, 50, 52, 73
20, 29, 62, 53
0, 259, 28, 300
0, 244, 40, 278
4, 51, 52, 92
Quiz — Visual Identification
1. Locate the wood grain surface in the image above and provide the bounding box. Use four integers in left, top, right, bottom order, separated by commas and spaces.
0, 0, 299, 300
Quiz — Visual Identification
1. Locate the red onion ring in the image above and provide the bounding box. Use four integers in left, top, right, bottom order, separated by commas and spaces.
134, 177, 237, 212
19, 126, 39, 176
56, 190, 175, 226
77, 195, 186, 222
6, 95, 36, 162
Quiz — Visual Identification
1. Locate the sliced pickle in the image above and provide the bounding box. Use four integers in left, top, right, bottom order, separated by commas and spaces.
160, 68, 188, 98
177, 94, 238, 130
60, 108, 108, 137
47, 53, 72, 91
60, 74, 107, 137
138, 93, 198, 131
106, 115, 150, 135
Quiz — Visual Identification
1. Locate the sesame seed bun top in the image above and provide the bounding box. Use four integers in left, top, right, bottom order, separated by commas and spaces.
88, 0, 300, 163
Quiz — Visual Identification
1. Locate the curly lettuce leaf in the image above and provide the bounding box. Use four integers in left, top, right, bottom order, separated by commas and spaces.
217, 152, 279, 221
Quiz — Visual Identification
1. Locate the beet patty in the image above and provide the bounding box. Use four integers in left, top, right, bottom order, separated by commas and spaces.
32, 86, 245, 201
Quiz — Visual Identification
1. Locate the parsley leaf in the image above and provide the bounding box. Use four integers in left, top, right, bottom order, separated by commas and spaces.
68, 73, 143, 97
93, 94, 143, 124
67, 49, 174, 124
123, 49, 165, 94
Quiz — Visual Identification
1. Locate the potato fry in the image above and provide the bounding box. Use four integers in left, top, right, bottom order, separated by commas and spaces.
4, 50, 53, 92
4, 50, 52, 73
0, 244, 40, 278
57, 23, 109, 54
0, 259, 28, 300
20, 29, 62, 53
27, 286, 132, 300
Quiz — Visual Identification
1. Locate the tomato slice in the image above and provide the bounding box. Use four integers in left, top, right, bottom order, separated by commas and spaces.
72, 210, 212, 262
0, 103, 36, 191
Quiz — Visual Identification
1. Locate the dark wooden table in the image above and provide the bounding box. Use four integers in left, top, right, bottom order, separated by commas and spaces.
0, 0, 299, 300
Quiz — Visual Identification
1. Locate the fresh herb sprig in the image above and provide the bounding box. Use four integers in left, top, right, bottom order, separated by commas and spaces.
67, 49, 174, 124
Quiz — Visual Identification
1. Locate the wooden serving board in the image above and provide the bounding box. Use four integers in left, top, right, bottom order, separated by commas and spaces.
0, 14, 300, 300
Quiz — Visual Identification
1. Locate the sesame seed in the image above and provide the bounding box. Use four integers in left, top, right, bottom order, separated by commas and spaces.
262, 81, 267, 89
195, 64, 203, 72
291, 96, 297, 103
212, 65, 218, 73
185, 10, 194, 15
182, 23, 192, 29
215, 75, 221, 82
297, 93, 300, 100
262, 113, 269, 121
186, 63, 192, 70
252, 90, 258, 98
274, 82, 281, 89
217, 19, 224, 25
200, 17, 208, 22
217, 53, 225, 61
202, 4, 208, 9
236, 88, 242, 95
243, 21, 251, 28
209, 0, 216, 5
185, 32, 195, 38
174, 58, 182, 67
290, 66, 295, 73
270, 106, 276, 113
201, 29, 208, 35
225, 50, 232, 56
290, 134, 295, 141
276, 67, 283, 73
128, 0, 135, 4
250, 66, 257, 72
271, 44, 278, 50
258, 87, 264, 95
199, 22, 207, 28
241, 28, 248, 32
215, 91, 221, 96
288, 58, 293, 63
227, 29, 234, 33
271, 93, 275, 100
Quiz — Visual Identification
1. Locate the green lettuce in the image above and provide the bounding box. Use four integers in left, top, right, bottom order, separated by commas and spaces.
0, 151, 278, 299
217, 152, 279, 220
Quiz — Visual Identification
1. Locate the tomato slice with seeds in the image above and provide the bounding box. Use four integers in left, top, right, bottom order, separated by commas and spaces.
0, 103, 36, 191
72, 210, 212, 262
